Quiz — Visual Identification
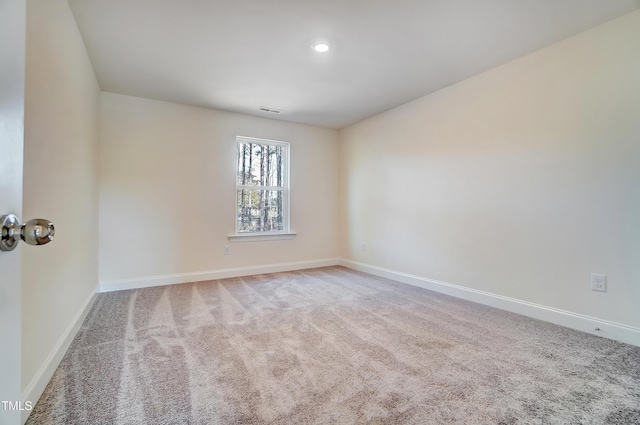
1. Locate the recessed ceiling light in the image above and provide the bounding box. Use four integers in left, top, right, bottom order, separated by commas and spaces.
312, 43, 330, 53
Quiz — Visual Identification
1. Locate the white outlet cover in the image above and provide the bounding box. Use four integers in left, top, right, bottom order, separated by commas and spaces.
590, 273, 607, 292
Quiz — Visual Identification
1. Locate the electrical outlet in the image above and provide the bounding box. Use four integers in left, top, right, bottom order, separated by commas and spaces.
360, 242, 366, 252
590, 274, 607, 292
223, 245, 231, 255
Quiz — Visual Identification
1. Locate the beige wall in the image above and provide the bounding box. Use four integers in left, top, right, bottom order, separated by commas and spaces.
99, 93, 339, 282
23, 0, 100, 391
339, 11, 640, 328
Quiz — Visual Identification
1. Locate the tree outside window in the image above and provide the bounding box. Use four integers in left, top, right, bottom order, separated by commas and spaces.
236, 136, 289, 234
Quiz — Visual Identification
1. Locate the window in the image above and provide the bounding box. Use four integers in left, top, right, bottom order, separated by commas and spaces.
235, 136, 290, 237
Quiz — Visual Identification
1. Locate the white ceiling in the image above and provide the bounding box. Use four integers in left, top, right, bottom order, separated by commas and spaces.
68, 0, 640, 129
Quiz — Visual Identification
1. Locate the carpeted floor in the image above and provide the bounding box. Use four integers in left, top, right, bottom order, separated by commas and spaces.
27, 266, 640, 424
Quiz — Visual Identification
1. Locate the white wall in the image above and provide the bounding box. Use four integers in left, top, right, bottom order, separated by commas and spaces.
100, 93, 339, 284
339, 11, 640, 329
22, 0, 100, 396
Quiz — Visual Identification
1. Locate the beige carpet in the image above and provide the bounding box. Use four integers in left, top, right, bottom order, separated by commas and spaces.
28, 266, 639, 424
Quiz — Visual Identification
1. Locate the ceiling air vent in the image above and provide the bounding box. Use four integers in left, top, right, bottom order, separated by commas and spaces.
259, 106, 281, 114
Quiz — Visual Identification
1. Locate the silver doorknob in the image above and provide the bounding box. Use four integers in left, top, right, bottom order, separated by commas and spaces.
1, 214, 55, 252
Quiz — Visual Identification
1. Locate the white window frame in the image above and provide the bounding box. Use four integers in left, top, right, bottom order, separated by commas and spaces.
229, 136, 295, 242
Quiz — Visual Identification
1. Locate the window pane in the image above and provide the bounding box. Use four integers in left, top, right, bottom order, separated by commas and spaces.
237, 142, 284, 187
237, 189, 285, 232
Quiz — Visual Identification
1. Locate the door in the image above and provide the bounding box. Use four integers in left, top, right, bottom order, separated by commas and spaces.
0, 0, 26, 424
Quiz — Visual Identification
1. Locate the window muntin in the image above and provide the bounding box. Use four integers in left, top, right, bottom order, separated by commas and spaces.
236, 137, 289, 234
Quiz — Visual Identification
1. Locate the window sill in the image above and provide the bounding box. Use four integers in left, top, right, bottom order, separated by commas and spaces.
228, 232, 297, 243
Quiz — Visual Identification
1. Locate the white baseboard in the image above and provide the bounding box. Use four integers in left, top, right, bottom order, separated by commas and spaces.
22, 284, 99, 424
100, 258, 341, 293
99, 257, 639, 347
340, 259, 640, 347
